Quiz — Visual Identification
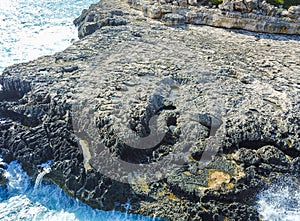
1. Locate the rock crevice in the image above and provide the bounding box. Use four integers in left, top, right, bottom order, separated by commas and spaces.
0, 0, 299, 220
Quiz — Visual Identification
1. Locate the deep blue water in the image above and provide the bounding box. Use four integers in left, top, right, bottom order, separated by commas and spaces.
0, 159, 161, 221
0, 0, 162, 220
1, 0, 299, 220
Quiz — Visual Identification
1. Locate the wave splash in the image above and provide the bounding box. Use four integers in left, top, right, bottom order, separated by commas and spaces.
0, 160, 162, 221
0, 0, 98, 72
34, 166, 51, 190
257, 176, 300, 221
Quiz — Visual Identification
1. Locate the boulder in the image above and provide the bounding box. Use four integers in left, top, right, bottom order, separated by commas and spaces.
0, 0, 299, 220
288, 5, 300, 20
142, 4, 163, 18
162, 13, 186, 25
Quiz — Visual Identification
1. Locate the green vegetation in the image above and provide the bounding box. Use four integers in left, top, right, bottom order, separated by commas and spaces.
210, 0, 223, 5
266, 0, 300, 9
206, 0, 299, 8
284, 0, 300, 9
267, 0, 284, 6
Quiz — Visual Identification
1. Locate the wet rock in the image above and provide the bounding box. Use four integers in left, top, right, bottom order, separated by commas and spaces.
0, 161, 6, 186
0, 174, 5, 186
0, 0, 299, 220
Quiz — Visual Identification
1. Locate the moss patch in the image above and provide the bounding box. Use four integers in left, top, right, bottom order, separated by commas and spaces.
266, 0, 299, 9
211, 0, 223, 5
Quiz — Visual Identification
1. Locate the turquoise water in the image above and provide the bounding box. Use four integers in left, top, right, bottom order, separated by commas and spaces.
1, 0, 299, 220
0, 0, 162, 220
0, 0, 96, 72
0, 159, 161, 221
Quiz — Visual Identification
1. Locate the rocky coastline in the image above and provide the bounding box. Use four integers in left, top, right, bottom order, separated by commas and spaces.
0, 0, 299, 220
75, 0, 300, 38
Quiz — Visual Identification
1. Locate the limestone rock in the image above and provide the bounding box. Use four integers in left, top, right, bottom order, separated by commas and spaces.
73, 1, 128, 38
188, 0, 198, 6
134, 0, 299, 34
178, 0, 188, 7
219, 0, 281, 15
245, 0, 259, 12
161, 4, 173, 14
219, 0, 234, 11
257, 146, 290, 169
161, 13, 186, 25
0, 0, 299, 220
219, 0, 256, 12
142, 4, 163, 19
126, 0, 143, 10
233, 0, 249, 12
233, 148, 261, 166
288, 5, 300, 20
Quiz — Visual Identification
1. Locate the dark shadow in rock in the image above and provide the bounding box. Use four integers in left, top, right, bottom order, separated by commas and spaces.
0, 110, 39, 127
223, 140, 276, 154
239, 140, 276, 150
227, 29, 300, 41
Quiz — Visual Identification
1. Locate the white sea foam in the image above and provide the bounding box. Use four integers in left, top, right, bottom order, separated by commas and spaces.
34, 167, 51, 190
0, 0, 97, 73
0, 0, 166, 218
257, 177, 300, 221
0, 160, 162, 221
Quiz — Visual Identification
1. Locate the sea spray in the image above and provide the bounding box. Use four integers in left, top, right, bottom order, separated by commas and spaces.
33, 167, 51, 190
0, 0, 100, 72
33, 160, 53, 190
0, 160, 165, 220
4, 161, 31, 194
257, 176, 300, 221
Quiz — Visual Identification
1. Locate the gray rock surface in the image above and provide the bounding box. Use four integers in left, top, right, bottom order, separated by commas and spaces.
288, 5, 300, 20
0, 0, 299, 220
120, 0, 300, 35
0, 159, 6, 185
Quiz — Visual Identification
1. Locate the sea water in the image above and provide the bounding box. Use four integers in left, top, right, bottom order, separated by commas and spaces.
257, 176, 300, 221
0, 0, 163, 220
1, 0, 299, 220
0, 159, 162, 221
0, 0, 96, 72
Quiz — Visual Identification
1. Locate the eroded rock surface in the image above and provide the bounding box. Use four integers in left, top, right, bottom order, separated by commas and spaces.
0, 0, 299, 220
119, 0, 300, 36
